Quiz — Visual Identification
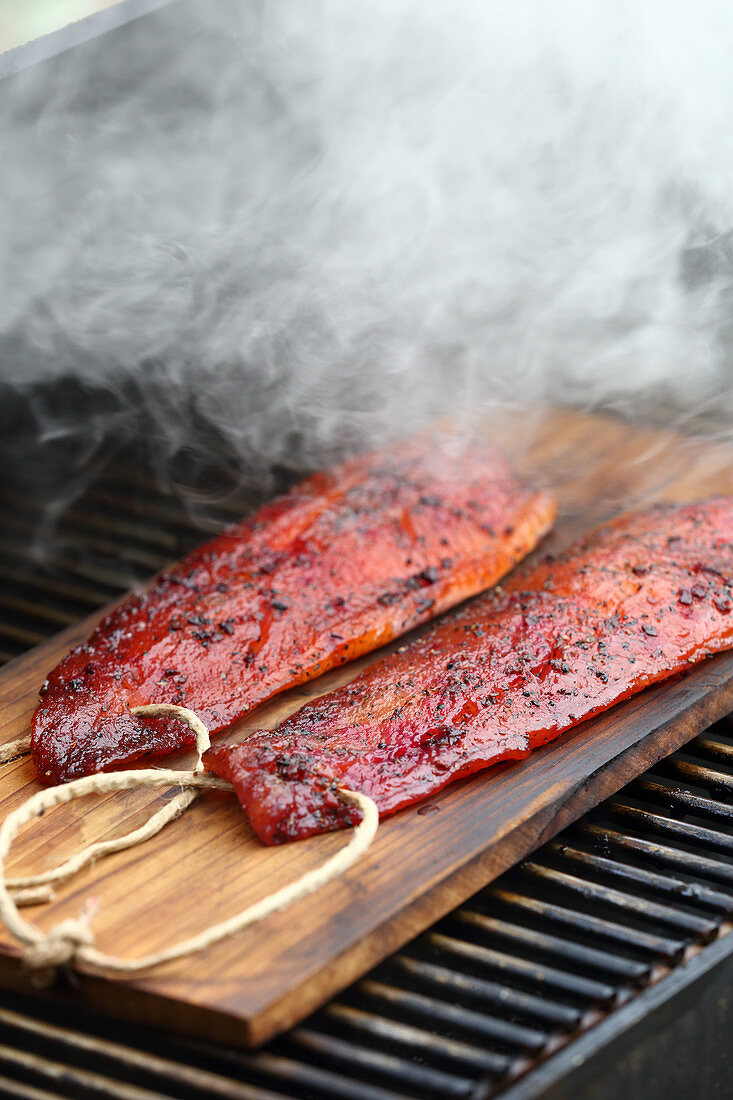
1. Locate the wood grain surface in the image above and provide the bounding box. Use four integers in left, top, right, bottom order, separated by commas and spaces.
1, 406, 733, 1047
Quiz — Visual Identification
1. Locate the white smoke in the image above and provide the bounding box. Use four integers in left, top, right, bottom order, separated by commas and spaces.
2, 0, 733, 487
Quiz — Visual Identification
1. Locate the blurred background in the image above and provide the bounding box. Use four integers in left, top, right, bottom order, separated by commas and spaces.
4, 0, 733, 485
0, 1, 121, 52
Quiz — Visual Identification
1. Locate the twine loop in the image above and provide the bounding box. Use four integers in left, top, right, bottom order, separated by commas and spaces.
0, 704, 378, 977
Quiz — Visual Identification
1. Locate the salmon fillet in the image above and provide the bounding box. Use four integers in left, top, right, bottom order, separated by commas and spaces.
206, 497, 733, 844
31, 433, 555, 784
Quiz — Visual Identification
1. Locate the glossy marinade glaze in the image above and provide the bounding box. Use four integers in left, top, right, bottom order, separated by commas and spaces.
32, 435, 555, 784
206, 498, 733, 844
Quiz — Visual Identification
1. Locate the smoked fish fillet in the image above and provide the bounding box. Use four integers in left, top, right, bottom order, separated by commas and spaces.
31, 435, 555, 784
206, 497, 733, 844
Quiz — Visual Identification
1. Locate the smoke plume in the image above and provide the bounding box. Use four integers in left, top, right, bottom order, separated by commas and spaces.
2, 0, 733, 505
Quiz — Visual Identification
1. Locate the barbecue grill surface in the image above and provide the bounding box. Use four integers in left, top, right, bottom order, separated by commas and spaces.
3, 452, 733, 1099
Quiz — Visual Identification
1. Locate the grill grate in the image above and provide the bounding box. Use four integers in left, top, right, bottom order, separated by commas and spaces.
2, 465, 733, 1098
0, 460, 259, 664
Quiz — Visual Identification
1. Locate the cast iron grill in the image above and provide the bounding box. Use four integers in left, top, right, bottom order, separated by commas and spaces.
2, 465, 733, 1099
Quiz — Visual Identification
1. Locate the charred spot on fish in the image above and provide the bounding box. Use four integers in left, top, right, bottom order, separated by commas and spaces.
550, 659, 571, 673
258, 560, 280, 575
417, 566, 440, 585
424, 725, 463, 749
377, 592, 400, 606
186, 613, 212, 627
642, 623, 658, 637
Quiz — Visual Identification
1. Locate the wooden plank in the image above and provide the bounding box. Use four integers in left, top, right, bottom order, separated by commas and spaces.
0, 406, 732, 1047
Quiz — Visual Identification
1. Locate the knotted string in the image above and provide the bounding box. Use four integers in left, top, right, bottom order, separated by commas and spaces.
0, 704, 378, 979
6, 706, 209, 901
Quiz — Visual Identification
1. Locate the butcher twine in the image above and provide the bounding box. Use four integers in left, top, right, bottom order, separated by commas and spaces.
0, 704, 378, 978
0, 734, 31, 765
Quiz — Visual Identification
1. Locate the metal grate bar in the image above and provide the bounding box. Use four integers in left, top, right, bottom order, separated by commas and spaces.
0, 1074, 71, 1100
605, 799, 733, 853
519, 861, 719, 939
486, 886, 686, 961
355, 979, 548, 1052
318, 1004, 513, 1074
576, 823, 733, 890
286, 1028, 477, 1098
426, 931, 617, 1004
0, 1043, 173, 1100
454, 910, 651, 983
549, 835, 733, 911
392, 954, 584, 1028
694, 735, 733, 764
0, 1007, 285, 1100
661, 757, 733, 792
633, 776, 733, 823
0, 562, 115, 607
1, 511, 171, 572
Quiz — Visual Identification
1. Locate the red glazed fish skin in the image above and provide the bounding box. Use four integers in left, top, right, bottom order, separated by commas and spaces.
205, 498, 733, 845
31, 435, 555, 784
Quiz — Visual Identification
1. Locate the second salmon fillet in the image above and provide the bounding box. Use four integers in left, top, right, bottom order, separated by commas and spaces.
207, 497, 733, 843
